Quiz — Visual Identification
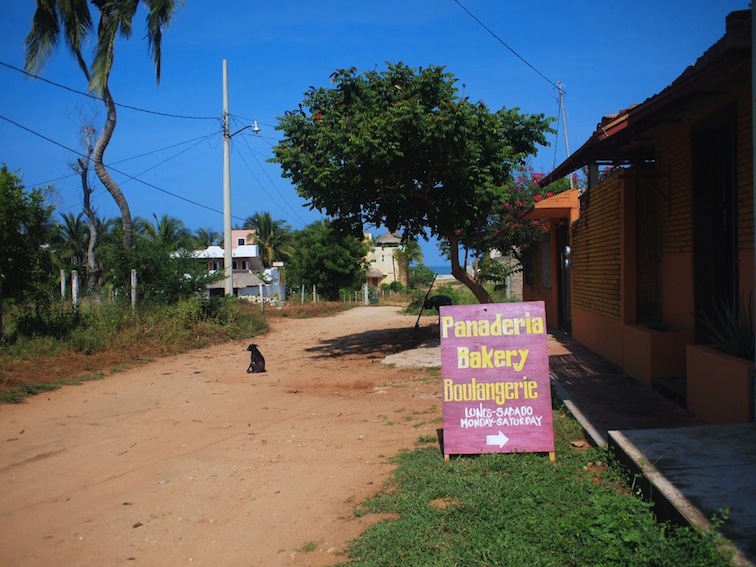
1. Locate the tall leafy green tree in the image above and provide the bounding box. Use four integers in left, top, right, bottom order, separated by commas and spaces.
242, 211, 294, 267
0, 166, 56, 310
287, 221, 368, 301
271, 62, 552, 303
103, 237, 219, 304
24, 0, 185, 250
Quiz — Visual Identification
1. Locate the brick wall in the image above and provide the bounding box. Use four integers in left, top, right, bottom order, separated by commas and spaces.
735, 87, 754, 251
657, 129, 692, 254
572, 174, 622, 319
655, 84, 753, 255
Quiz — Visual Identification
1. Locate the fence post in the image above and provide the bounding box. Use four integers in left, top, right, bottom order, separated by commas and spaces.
131, 269, 137, 312
71, 270, 79, 309
312, 284, 317, 303
259, 283, 264, 312
60, 269, 66, 299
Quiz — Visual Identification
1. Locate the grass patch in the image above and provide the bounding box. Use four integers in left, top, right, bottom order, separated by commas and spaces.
0, 381, 63, 404
0, 296, 268, 403
0, 371, 105, 404
338, 409, 733, 566
297, 540, 319, 553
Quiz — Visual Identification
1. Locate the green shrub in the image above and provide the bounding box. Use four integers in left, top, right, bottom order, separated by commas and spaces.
698, 295, 755, 360
381, 281, 405, 293
68, 325, 108, 354
13, 299, 80, 340
409, 265, 435, 288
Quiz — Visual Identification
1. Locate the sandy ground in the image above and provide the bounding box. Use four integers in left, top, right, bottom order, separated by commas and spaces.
0, 307, 443, 567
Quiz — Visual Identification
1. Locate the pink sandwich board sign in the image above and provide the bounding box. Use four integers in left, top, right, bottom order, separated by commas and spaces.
439, 301, 555, 459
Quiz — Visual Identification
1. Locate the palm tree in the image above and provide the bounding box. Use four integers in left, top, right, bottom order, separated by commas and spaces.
135, 213, 192, 250
243, 211, 294, 267
394, 239, 424, 287
193, 227, 220, 249
56, 212, 90, 268
24, 0, 185, 250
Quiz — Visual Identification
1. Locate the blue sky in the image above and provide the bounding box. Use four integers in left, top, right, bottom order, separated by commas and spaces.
0, 1, 748, 267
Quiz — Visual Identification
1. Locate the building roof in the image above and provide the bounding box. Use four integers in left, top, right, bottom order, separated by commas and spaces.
191, 245, 260, 259
539, 10, 751, 187
192, 245, 224, 259
523, 189, 581, 220
375, 231, 402, 245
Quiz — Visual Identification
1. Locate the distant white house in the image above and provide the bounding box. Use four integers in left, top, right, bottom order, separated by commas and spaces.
191, 244, 264, 273
191, 229, 268, 297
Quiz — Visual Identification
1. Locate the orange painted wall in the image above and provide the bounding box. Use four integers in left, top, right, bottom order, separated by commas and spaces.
523, 221, 562, 328
571, 307, 624, 365
660, 252, 694, 332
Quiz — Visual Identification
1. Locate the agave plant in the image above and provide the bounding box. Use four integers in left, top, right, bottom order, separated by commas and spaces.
698, 295, 755, 360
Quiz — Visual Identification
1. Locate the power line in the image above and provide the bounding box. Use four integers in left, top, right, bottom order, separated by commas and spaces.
0, 60, 218, 121
232, 133, 309, 226
451, 0, 559, 90
227, 115, 307, 224
23, 129, 222, 189
0, 113, 243, 220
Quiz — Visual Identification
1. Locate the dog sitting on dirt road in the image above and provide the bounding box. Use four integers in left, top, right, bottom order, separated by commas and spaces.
246, 344, 266, 373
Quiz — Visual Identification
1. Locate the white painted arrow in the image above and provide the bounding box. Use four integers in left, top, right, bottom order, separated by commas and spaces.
486, 431, 510, 448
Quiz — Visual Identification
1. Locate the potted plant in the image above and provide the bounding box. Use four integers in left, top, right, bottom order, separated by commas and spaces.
686, 295, 755, 424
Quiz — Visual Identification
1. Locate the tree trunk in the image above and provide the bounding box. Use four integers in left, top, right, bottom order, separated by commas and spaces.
74, 122, 101, 292
447, 233, 493, 303
79, 160, 100, 291
93, 84, 133, 250
397, 257, 410, 288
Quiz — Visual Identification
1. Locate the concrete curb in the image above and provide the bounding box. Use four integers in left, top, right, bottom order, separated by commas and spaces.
608, 430, 752, 567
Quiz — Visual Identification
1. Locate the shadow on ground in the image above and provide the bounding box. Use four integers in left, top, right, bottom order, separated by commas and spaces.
305, 323, 439, 359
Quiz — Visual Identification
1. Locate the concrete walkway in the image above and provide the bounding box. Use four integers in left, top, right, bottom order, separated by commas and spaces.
548, 333, 755, 566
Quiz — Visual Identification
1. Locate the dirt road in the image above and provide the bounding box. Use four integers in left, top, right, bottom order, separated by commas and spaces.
0, 307, 442, 567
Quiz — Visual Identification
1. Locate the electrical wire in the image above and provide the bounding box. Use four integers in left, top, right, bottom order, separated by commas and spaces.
0, 113, 244, 220
233, 134, 310, 226
0, 60, 218, 121
227, 115, 309, 225
451, 0, 558, 90
21, 127, 222, 188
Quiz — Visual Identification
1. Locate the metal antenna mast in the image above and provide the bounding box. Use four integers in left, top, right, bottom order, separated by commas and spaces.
557, 81, 574, 189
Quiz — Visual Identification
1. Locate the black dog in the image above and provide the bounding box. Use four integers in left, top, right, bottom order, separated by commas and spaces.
246, 344, 266, 373
423, 295, 453, 312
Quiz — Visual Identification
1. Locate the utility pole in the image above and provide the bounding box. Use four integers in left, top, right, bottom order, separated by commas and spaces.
222, 60, 233, 296
557, 81, 574, 189
221, 60, 260, 296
